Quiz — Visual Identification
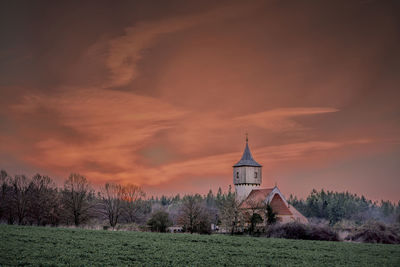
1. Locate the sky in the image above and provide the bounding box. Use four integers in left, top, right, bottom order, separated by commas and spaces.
0, 0, 399, 201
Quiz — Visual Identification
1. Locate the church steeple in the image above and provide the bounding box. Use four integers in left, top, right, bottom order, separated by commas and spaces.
233, 135, 262, 167
233, 135, 262, 200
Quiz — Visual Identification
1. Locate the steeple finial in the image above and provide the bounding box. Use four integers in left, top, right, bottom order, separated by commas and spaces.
245, 132, 248, 143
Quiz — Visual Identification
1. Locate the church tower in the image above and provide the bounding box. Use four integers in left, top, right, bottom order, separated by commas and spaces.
233, 135, 262, 200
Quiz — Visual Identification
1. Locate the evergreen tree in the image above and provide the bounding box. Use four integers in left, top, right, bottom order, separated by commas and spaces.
266, 204, 277, 225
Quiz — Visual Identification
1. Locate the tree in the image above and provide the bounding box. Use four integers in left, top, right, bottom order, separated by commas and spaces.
100, 183, 124, 228
249, 213, 263, 234
0, 170, 11, 222
179, 195, 207, 234
266, 204, 277, 225
288, 189, 376, 225
160, 195, 169, 206
122, 184, 147, 223
27, 174, 57, 225
245, 196, 266, 215
147, 211, 172, 232
216, 187, 223, 204
206, 190, 215, 208
218, 191, 240, 235
11, 175, 30, 224
242, 195, 269, 234
196, 211, 212, 234
62, 173, 93, 226
47, 190, 62, 226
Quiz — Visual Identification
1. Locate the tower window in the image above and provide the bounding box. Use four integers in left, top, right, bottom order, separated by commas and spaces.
236, 172, 239, 179
255, 172, 257, 178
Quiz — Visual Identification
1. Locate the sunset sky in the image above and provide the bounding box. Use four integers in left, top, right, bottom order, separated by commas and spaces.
0, 0, 399, 201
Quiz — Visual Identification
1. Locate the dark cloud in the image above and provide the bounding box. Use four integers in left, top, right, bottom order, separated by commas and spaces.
9, 104, 99, 146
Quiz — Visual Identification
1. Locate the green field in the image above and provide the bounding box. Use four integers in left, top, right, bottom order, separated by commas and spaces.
0, 225, 399, 266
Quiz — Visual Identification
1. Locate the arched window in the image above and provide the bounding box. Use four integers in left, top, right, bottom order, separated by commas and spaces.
254, 172, 257, 178
236, 172, 239, 179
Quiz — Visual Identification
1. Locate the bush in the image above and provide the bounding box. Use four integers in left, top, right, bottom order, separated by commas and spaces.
266, 222, 338, 241
333, 219, 357, 231
197, 216, 212, 235
307, 225, 339, 241
147, 211, 172, 233
346, 221, 400, 244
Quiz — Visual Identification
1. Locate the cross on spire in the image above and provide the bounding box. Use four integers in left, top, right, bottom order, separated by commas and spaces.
245, 132, 248, 143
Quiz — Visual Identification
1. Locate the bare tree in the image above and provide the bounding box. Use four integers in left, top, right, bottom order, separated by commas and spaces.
27, 174, 57, 225
241, 196, 267, 234
47, 190, 62, 226
62, 173, 93, 226
11, 175, 30, 224
0, 170, 10, 221
245, 197, 267, 215
178, 195, 210, 234
122, 184, 146, 223
100, 183, 124, 228
218, 193, 241, 235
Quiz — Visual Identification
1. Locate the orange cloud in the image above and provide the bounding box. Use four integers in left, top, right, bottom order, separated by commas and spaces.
105, 2, 263, 87
5, 87, 345, 187
9, 89, 184, 183
140, 139, 372, 186
233, 108, 339, 132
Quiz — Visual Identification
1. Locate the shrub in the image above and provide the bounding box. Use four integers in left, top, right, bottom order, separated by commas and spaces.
333, 219, 357, 231
197, 216, 212, 234
147, 211, 172, 233
266, 222, 338, 241
346, 221, 400, 244
307, 225, 339, 241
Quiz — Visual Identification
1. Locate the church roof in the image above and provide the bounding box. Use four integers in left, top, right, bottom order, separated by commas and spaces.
239, 187, 293, 216
233, 140, 262, 167
239, 187, 309, 223
288, 205, 308, 223
239, 188, 274, 209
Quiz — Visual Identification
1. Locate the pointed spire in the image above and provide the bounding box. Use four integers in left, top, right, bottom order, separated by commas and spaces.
233, 136, 262, 167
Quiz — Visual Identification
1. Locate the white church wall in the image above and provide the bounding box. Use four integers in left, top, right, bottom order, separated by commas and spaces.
235, 184, 260, 201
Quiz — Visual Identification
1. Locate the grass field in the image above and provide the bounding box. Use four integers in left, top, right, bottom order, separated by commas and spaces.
0, 225, 399, 266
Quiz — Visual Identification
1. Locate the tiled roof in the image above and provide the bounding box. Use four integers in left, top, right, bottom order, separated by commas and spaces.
239, 188, 273, 209
233, 141, 262, 167
239, 187, 308, 222
288, 205, 308, 224
239, 188, 292, 216
270, 194, 292, 215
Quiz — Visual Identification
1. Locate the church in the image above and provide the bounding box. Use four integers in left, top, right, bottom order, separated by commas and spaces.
233, 136, 308, 224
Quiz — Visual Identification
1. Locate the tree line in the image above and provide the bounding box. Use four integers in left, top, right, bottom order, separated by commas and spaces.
288, 189, 400, 225
1, 169, 399, 234
0, 169, 243, 234
0, 170, 149, 227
